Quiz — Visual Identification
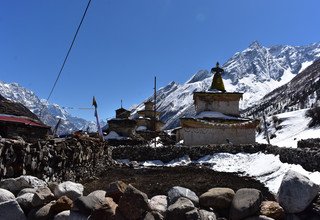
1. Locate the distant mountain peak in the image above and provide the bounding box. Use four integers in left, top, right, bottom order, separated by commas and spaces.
249, 40, 262, 49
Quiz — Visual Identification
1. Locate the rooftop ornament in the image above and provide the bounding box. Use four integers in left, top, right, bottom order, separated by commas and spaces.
209, 62, 226, 92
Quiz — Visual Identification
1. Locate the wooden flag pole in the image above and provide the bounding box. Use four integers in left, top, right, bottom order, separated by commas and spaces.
154, 76, 157, 148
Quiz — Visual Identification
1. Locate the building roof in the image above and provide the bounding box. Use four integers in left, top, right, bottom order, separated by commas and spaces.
0, 94, 40, 121
0, 115, 50, 128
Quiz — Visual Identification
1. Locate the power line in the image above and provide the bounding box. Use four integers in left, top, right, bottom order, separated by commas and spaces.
46, 0, 92, 102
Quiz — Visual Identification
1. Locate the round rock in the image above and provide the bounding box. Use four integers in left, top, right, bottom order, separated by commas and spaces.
0, 175, 47, 193
17, 188, 37, 197
229, 188, 263, 220
54, 181, 84, 201
53, 210, 70, 220
32, 186, 55, 207
277, 170, 320, 213
118, 184, 150, 220
149, 195, 167, 216
167, 186, 199, 206
50, 196, 73, 216
199, 187, 235, 210
167, 197, 195, 220
260, 201, 284, 220
0, 188, 15, 203
0, 199, 27, 220
244, 215, 274, 220
16, 192, 35, 214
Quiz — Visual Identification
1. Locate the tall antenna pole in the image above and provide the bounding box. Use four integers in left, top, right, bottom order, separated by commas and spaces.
121, 99, 123, 108
154, 76, 157, 148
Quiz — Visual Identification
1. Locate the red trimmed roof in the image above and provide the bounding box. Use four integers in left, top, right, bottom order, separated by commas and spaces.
0, 115, 50, 128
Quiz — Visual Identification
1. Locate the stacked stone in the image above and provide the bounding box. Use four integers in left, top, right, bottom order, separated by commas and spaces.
0, 170, 319, 219
111, 142, 320, 172
0, 136, 112, 182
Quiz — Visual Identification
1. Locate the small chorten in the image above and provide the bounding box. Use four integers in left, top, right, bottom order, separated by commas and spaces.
209, 62, 226, 92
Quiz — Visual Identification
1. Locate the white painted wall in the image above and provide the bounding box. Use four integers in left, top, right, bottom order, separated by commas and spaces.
180, 127, 256, 145
196, 100, 240, 115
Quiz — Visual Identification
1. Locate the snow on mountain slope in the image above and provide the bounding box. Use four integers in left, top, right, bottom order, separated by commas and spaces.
257, 109, 320, 148
244, 59, 320, 118
134, 42, 320, 129
0, 81, 98, 135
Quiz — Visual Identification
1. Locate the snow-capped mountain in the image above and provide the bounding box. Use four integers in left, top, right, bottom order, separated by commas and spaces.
0, 81, 98, 135
133, 42, 320, 129
244, 59, 320, 118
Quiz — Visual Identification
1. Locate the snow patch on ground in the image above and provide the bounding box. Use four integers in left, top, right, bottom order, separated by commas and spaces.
117, 152, 320, 194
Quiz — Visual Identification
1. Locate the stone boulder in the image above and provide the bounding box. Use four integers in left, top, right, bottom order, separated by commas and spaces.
149, 195, 167, 216
0, 175, 47, 193
54, 210, 89, 220
0, 199, 27, 220
185, 209, 217, 220
54, 210, 70, 220
87, 190, 106, 203
89, 197, 119, 220
244, 215, 274, 220
16, 192, 35, 214
185, 209, 199, 220
18, 188, 37, 197
199, 209, 217, 220
167, 186, 199, 206
167, 197, 195, 220
105, 181, 128, 203
28, 201, 56, 220
32, 187, 55, 207
50, 196, 73, 216
54, 181, 84, 201
143, 211, 165, 220
277, 170, 320, 213
73, 194, 105, 215
199, 187, 235, 210
118, 184, 150, 220
229, 188, 263, 220
0, 188, 15, 203
260, 201, 284, 220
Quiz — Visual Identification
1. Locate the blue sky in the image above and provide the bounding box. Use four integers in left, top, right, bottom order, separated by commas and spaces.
0, 0, 319, 121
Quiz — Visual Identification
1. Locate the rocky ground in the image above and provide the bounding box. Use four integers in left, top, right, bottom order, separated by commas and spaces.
82, 166, 275, 201
0, 170, 319, 219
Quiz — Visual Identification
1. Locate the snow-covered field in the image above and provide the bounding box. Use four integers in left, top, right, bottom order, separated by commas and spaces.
256, 109, 320, 148
117, 152, 320, 194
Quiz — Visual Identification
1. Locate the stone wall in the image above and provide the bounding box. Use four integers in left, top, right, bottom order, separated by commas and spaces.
180, 127, 256, 145
0, 136, 112, 181
111, 143, 320, 172
298, 138, 320, 149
